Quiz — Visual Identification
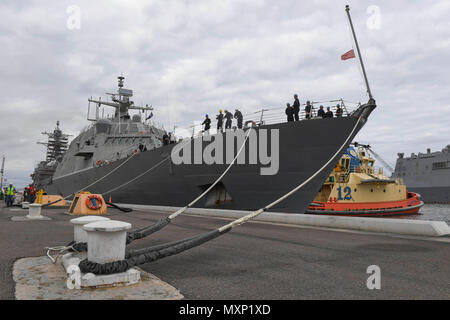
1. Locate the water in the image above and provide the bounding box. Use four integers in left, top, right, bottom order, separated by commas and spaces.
387, 204, 450, 224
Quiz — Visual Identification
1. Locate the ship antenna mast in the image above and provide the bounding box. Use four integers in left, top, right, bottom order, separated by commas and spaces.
345, 5, 374, 102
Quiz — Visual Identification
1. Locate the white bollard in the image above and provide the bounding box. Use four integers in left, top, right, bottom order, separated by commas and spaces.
70, 216, 111, 243
27, 204, 43, 219
83, 220, 131, 264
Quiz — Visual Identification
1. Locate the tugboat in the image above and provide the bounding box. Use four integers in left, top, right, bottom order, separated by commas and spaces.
306, 143, 424, 217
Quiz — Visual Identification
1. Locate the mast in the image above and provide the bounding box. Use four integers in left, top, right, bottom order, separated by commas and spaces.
87, 76, 153, 121
345, 5, 374, 101
37, 121, 70, 162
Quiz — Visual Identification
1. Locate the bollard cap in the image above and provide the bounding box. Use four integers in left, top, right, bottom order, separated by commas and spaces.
70, 216, 110, 225
83, 220, 131, 232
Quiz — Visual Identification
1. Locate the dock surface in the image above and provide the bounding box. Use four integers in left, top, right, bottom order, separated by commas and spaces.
0, 203, 449, 299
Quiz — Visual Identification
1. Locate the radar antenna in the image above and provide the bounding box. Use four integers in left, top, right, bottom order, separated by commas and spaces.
87, 76, 153, 121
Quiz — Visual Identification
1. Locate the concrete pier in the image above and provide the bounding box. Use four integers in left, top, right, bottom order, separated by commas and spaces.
119, 204, 450, 237
1, 203, 449, 299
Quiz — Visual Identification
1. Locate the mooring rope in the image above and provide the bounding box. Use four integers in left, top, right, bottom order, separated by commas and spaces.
125, 126, 254, 243
41, 152, 138, 208
78, 116, 363, 274
69, 127, 252, 252
45, 244, 78, 263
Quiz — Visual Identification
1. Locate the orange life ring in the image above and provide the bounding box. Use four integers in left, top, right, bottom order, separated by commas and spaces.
86, 195, 103, 210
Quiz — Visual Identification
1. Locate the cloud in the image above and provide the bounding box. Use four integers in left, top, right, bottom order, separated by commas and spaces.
0, 0, 449, 187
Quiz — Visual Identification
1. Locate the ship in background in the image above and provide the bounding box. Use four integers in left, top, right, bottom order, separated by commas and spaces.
392, 145, 450, 204
31, 121, 70, 189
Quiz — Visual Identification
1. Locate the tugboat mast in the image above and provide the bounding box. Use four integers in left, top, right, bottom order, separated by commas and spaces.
345, 5, 374, 101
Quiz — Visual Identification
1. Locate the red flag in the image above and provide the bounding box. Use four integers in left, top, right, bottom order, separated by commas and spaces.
341, 49, 355, 60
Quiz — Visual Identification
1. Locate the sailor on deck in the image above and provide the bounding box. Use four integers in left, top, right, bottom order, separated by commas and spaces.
324, 107, 333, 118
285, 103, 294, 122
293, 94, 300, 121
305, 101, 312, 119
318, 105, 325, 118
234, 109, 243, 129
202, 114, 211, 132
216, 110, 224, 132
224, 110, 233, 129
336, 104, 343, 117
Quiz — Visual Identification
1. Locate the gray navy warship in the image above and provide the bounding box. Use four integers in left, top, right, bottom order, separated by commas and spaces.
31, 75, 376, 213
31, 5, 377, 213
392, 145, 450, 203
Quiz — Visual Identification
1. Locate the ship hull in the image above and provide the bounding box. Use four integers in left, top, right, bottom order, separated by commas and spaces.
405, 186, 450, 204
44, 104, 375, 213
306, 192, 424, 217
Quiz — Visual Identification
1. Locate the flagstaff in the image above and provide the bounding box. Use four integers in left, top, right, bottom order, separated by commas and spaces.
345, 5, 374, 101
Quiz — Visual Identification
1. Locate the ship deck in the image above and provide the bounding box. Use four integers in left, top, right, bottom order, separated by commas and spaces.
0, 203, 449, 299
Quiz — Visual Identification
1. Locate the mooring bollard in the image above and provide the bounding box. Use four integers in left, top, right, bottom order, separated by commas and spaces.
83, 220, 131, 264
27, 204, 43, 219
70, 216, 111, 243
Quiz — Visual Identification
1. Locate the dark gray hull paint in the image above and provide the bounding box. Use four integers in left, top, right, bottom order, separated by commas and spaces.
407, 187, 450, 204
45, 104, 375, 213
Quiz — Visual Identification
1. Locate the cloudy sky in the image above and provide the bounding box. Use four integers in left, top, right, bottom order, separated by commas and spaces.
0, 0, 449, 187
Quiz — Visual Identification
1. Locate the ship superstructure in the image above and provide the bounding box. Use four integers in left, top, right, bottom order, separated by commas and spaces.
31, 121, 70, 188
53, 76, 168, 179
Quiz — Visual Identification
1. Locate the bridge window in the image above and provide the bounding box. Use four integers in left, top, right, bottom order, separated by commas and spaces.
432, 162, 448, 170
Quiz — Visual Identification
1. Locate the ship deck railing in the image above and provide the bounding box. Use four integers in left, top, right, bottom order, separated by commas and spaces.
188, 99, 361, 138
343, 166, 404, 185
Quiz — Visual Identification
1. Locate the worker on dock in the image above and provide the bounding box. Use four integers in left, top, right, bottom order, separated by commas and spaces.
202, 114, 211, 132
293, 94, 300, 121
285, 103, 294, 122
5, 184, 15, 207
234, 109, 243, 129
216, 109, 224, 132
28, 185, 36, 203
